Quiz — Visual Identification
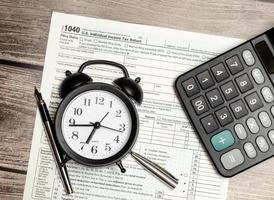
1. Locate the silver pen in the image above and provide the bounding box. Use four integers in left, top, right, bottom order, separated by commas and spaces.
131, 151, 179, 188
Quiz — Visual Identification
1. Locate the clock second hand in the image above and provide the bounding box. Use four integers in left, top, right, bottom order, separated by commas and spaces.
100, 125, 123, 133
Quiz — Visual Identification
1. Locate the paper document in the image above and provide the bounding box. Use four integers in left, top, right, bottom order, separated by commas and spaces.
23, 12, 242, 200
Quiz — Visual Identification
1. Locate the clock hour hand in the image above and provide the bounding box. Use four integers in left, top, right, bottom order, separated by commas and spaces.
85, 122, 100, 144
85, 128, 97, 144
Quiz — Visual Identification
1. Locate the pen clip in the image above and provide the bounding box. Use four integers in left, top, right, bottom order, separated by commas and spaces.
60, 153, 71, 167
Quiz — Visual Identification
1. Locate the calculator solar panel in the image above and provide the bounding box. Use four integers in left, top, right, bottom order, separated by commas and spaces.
175, 28, 274, 177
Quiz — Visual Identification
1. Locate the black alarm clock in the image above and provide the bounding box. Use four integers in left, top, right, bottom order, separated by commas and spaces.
55, 60, 143, 173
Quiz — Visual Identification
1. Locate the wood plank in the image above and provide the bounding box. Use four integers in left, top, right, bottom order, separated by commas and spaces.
1, 0, 274, 199
0, 170, 26, 200
0, 0, 274, 65
0, 63, 42, 172
228, 158, 274, 200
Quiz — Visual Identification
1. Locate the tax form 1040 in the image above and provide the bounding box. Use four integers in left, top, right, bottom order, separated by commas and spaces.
23, 12, 242, 200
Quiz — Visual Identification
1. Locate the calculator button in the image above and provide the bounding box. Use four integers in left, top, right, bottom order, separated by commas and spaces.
211, 63, 229, 82
220, 81, 239, 101
226, 55, 244, 75
242, 50, 255, 66
258, 111, 271, 128
235, 74, 253, 93
220, 149, 244, 170
271, 106, 274, 117
230, 99, 248, 119
206, 89, 224, 108
268, 130, 274, 145
234, 124, 247, 139
191, 96, 209, 115
244, 92, 263, 112
196, 70, 214, 89
251, 68, 265, 85
246, 117, 259, 134
261, 87, 274, 103
215, 107, 233, 126
244, 142, 257, 158
256, 136, 269, 152
211, 130, 235, 151
182, 78, 200, 97
201, 115, 219, 133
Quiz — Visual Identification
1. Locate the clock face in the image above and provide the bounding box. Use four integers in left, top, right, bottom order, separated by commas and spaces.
61, 89, 133, 160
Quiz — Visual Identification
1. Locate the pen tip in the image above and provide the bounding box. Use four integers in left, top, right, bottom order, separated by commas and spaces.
34, 86, 42, 101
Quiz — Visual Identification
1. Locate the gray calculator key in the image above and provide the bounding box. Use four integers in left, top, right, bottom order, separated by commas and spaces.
256, 136, 269, 152
215, 107, 233, 126
268, 130, 274, 145
230, 99, 248, 119
191, 96, 209, 115
258, 111, 272, 128
226, 55, 244, 75
220, 81, 239, 101
245, 92, 263, 112
196, 70, 214, 90
235, 74, 253, 93
244, 142, 257, 158
182, 78, 200, 97
251, 68, 265, 85
242, 50, 255, 66
234, 124, 247, 139
246, 117, 259, 134
201, 114, 219, 133
221, 149, 244, 170
211, 63, 229, 82
271, 106, 274, 117
206, 88, 224, 108
261, 87, 274, 103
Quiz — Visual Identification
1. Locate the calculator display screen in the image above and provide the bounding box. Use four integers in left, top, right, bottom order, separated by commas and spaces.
255, 41, 274, 74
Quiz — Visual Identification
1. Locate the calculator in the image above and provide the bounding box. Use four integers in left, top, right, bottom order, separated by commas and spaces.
175, 28, 274, 177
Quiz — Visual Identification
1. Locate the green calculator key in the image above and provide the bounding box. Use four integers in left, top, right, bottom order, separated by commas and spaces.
211, 130, 235, 151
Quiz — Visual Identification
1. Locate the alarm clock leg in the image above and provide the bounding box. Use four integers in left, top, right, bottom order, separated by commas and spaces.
60, 154, 71, 167
116, 160, 126, 173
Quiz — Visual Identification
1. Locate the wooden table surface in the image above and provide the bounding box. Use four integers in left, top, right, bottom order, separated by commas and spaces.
1, 0, 274, 199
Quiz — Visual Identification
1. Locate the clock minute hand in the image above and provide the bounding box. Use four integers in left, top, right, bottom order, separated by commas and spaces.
85, 122, 101, 144
69, 123, 95, 127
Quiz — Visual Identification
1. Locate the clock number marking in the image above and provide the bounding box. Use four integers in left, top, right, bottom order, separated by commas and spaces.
105, 143, 111, 151
91, 145, 98, 154
116, 110, 122, 117
95, 97, 104, 105
110, 100, 113, 108
114, 135, 120, 143
84, 98, 91, 106
119, 124, 126, 132
71, 131, 79, 140
69, 118, 75, 125
74, 108, 83, 116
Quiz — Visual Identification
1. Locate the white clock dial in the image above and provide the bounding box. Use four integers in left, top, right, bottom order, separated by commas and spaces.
61, 90, 132, 160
